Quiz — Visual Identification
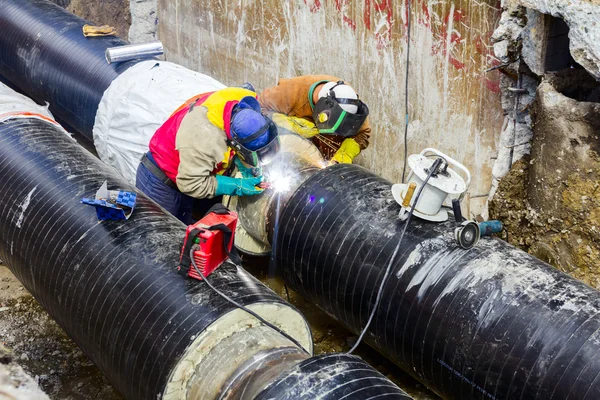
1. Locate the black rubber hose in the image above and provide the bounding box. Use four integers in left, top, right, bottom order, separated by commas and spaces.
254, 353, 413, 399
0, 0, 139, 137
276, 164, 600, 400
0, 117, 303, 400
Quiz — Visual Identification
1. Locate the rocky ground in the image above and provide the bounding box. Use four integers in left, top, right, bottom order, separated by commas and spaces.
0, 346, 49, 400
0, 262, 438, 400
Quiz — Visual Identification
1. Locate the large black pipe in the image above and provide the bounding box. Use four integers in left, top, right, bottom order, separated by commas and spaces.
254, 354, 413, 399
0, 0, 138, 137
0, 116, 310, 399
0, 112, 416, 399
276, 164, 600, 400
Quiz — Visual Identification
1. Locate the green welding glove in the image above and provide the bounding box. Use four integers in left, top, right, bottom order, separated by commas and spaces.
233, 157, 262, 179
215, 175, 264, 197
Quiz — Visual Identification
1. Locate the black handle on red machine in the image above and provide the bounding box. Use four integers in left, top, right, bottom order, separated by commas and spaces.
177, 204, 241, 280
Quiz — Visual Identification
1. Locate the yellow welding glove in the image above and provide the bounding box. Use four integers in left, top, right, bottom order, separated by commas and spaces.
331, 138, 361, 164
271, 113, 319, 139
82, 24, 117, 37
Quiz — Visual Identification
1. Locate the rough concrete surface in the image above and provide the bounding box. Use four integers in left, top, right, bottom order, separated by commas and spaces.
488, 5, 537, 204
129, 0, 158, 43
519, 0, 600, 80
490, 74, 600, 290
157, 0, 504, 218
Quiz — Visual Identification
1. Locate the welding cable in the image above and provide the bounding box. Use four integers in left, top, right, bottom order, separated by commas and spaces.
347, 157, 442, 354
189, 247, 310, 354
401, 0, 413, 183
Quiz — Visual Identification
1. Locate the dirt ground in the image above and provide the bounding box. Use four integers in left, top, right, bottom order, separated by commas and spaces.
49, 0, 131, 40
0, 262, 438, 400
489, 72, 600, 290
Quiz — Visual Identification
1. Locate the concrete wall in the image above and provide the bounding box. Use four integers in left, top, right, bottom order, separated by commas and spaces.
156, 0, 504, 217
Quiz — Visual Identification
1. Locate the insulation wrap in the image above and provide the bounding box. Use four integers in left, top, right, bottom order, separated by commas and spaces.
254, 353, 413, 399
276, 164, 600, 400
92, 60, 226, 184
0, 0, 138, 137
0, 117, 309, 400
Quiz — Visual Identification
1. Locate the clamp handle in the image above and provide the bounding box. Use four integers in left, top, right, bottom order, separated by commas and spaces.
419, 148, 471, 190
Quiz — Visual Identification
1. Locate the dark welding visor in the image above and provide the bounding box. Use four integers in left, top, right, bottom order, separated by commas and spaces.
312, 93, 369, 137
230, 119, 281, 167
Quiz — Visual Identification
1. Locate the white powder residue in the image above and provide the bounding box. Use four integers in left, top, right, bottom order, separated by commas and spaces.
15, 186, 37, 229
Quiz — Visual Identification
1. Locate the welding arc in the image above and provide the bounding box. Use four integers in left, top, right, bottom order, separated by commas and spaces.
348, 157, 442, 354
189, 247, 310, 354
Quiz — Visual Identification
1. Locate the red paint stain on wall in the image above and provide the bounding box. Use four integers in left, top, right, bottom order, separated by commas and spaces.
304, 0, 322, 13
301, 0, 501, 90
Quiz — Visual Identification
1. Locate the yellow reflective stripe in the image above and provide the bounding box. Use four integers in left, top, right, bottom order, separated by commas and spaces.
204, 87, 256, 129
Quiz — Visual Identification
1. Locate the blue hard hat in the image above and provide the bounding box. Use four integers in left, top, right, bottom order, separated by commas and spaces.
231, 103, 270, 150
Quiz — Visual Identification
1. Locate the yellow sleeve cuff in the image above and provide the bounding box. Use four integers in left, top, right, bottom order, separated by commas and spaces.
271, 113, 319, 139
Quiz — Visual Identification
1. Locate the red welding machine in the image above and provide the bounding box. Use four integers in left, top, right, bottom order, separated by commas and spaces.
177, 206, 239, 280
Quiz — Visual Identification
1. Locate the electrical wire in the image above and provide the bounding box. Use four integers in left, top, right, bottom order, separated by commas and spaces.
189, 247, 310, 354
347, 158, 442, 354
401, 0, 413, 183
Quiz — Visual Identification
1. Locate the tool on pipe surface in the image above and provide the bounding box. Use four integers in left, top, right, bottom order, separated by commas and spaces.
179, 204, 311, 354
105, 41, 164, 64
275, 164, 600, 400
392, 148, 471, 223
348, 158, 444, 354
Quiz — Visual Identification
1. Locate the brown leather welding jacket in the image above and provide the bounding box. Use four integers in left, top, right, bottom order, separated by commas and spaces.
258, 75, 371, 159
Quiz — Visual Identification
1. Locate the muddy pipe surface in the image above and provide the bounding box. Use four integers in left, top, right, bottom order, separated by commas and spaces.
0, 117, 311, 399
0, 0, 139, 137
276, 164, 600, 400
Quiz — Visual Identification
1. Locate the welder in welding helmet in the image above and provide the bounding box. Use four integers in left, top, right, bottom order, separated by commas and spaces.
312, 81, 369, 138
258, 76, 371, 164
227, 97, 280, 169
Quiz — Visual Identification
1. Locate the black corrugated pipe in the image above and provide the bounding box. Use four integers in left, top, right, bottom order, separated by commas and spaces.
276, 164, 600, 400
0, 110, 414, 399
0, 116, 313, 399
0, 0, 138, 137
253, 353, 413, 399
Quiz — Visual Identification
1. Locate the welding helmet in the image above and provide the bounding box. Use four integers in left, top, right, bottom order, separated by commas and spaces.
229, 97, 280, 167
310, 80, 369, 137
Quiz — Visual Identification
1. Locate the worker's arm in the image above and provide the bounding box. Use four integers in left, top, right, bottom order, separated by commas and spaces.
175, 108, 228, 199
258, 75, 340, 116
269, 112, 319, 138
258, 82, 296, 115
176, 147, 218, 198
353, 118, 371, 150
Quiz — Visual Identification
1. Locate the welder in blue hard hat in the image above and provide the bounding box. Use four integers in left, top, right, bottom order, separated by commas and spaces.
136, 87, 280, 223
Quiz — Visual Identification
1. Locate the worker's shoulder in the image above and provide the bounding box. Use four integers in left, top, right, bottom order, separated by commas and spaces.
177, 106, 226, 145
